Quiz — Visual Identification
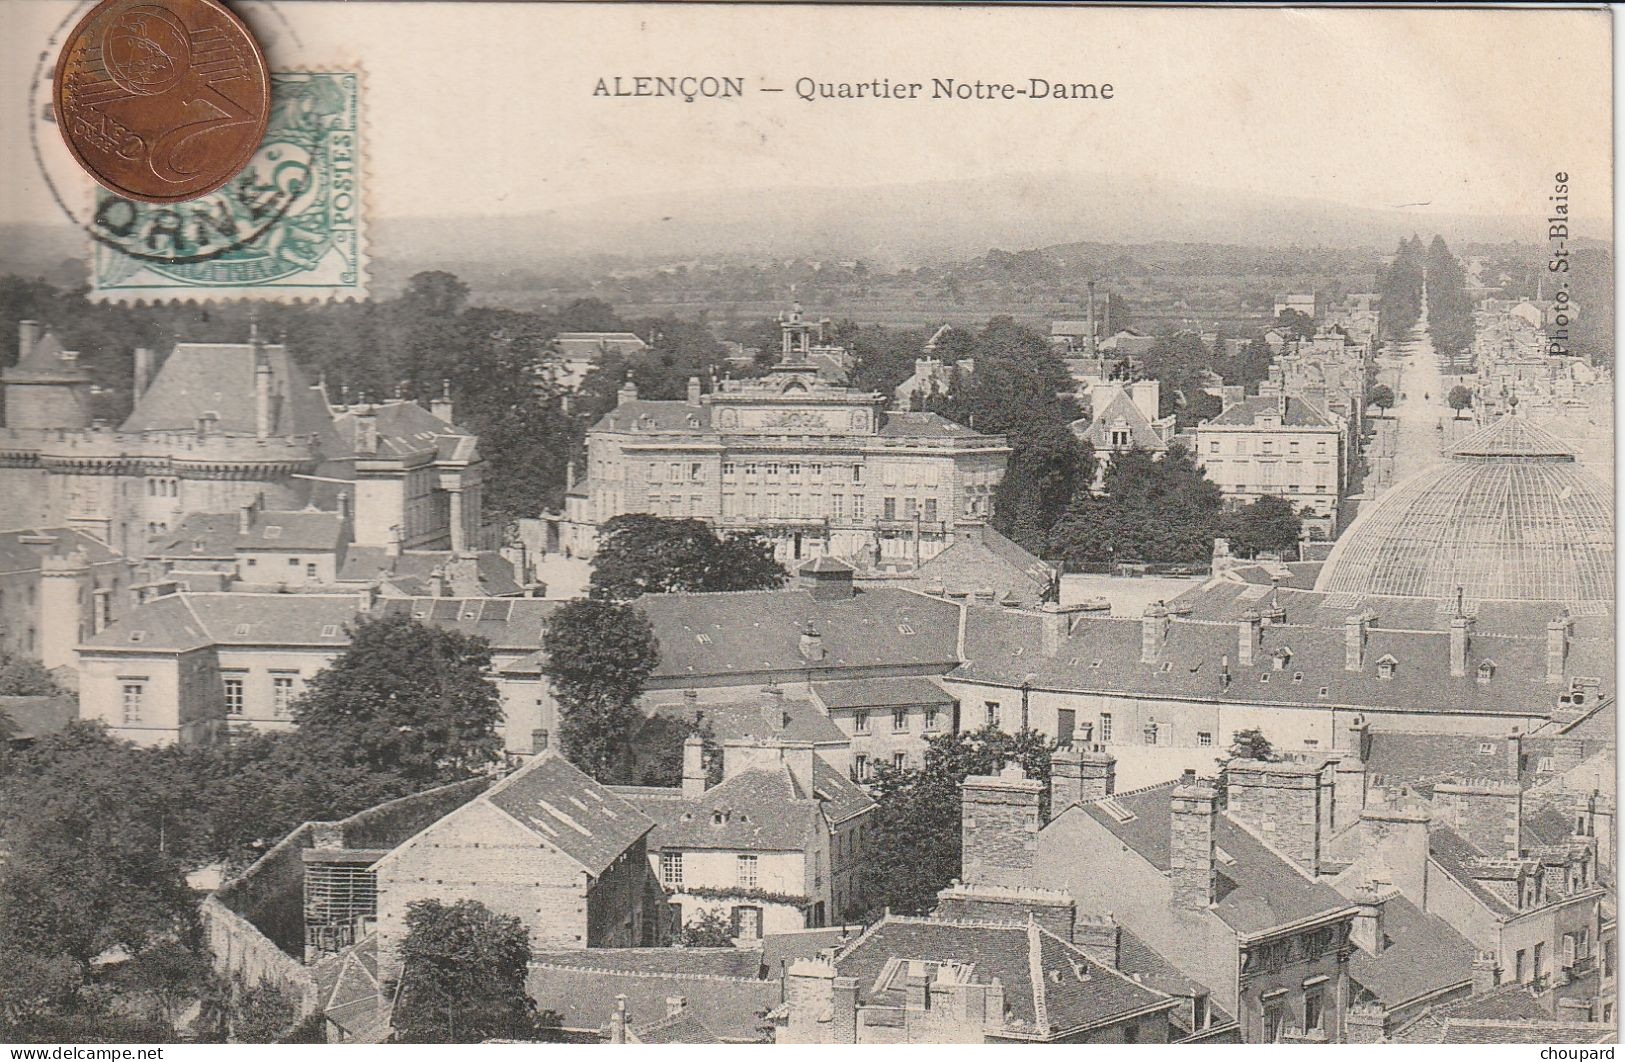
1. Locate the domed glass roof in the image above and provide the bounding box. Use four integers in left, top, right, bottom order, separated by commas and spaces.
1315, 416, 1614, 603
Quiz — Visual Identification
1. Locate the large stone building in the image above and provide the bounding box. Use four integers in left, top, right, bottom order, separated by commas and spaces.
0, 322, 484, 562
561, 315, 1010, 566
1193, 393, 1345, 537
0, 526, 134, 672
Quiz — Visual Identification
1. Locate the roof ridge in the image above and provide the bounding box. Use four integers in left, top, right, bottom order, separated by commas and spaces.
525, 961, 764, 986
1026, 920, 1050, 1033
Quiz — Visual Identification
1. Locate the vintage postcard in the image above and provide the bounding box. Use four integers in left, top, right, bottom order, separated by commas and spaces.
0, 1, 1614, 1050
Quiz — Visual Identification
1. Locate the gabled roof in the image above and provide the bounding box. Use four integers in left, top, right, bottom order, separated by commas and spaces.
527, 954, 774, 1042
951, 606, 1610, 717
812, 676, 954, 710
483, 752, 655, 876
0, 527, 123, 572
4, 330, 87, 382
812, 757, 875, 824
897, 524, 1055, 606
1075, 388, 1168, 451
1203, 395, 1338, 429
321, 401, 476, 463
832, 917, 1172, 1037
1427, 826, 1519, 917
590, 399, 709, 434
638, 587, 961, 682
1364, 731, 1521, 795
620, 766, 825, 853
644, 696, 848, 746
122, 342, 331, 436
1347, 894, 1476, 1008
1060, 782, 1353, 937
147, 514, 244, 559
633, 1010, 722, 1044
1391, 982, 1607, 1043
876, 411, 985, 439
238, 510, 346, 552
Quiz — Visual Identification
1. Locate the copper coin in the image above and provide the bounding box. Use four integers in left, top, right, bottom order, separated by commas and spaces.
53, 0, 270, 203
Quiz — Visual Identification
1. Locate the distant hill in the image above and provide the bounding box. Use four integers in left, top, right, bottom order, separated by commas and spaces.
2, 169, 1603, 288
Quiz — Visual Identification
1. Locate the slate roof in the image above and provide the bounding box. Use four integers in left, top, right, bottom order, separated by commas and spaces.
238, 510, 346, 552
893, 524, 1056, 606
876, 411, 989, 440
1365, 731, 1522, 794
621, 767, 825, 853
526, 958, 774, 1042
812, 676, 953, 710
1392, 983, 1613, 1043
951, 606, 1610, 718
122, 342, 331, 436
83, 592, 561, 653
638, 587, 961, 682
590, 399, 709, 434
147, 514, 245, 559
1075, 388, 1169, 451
554, 332, 648, 358
483, 752, 655, 876
633, 1010, 722, 1044
812, 756, 875, 824
1063, 782, 1353, 937
316, 937, 393, 1043
1427, 825, 1519, 917
1347, 895, 1476, 1008
336, 548, 524, 597
321, 401, 476, 462
758, 927, 858, 972
1204, 395, 1338, 429
0, 527, 123, 572
833, 917, 1173, 1037
530, 947, 762, 979
644, 696, 848, 746
4, 330, 87, 381
1116, 926, 1208, 1001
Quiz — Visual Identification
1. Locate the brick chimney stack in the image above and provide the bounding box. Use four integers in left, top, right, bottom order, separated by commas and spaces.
1224, 758, 1325, 875
960, 762, 1043, 888
1050, 744, 1115, 813
1170, 770, 1218, 911
1546, 615, 1571, 684
681, 734, 707, 797
1344, 611, 1372, 671
1450, 613, 1472, 678
1140, 601, 1170, 664
1238, 609, 1262, 667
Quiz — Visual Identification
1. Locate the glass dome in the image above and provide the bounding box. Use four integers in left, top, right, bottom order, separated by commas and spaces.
1315, 415, 1614, 603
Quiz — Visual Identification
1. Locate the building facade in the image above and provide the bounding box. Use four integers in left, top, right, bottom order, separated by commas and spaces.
562, 313, 1009, 566
1194, 394, 1344, 537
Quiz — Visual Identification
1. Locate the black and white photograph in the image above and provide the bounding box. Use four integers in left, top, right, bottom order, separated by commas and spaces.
0, 0, 1615, 1049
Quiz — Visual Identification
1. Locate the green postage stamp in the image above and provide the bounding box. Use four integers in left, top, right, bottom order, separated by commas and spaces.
88, 71, 366, 302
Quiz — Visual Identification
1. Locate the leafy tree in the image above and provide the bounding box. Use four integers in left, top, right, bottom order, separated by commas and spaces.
112, 941, 214, 1031
228, 978, 299, 1043
1366, 383, 1395, 410
1222, 495, 1303, 558
1378, 236, 1426, 340
680, 909, 735, 948
0, 947, 84, 1028
291, 613, 505, 787
395, 900, 539, 1044
0, 649, 64, 696
0, 725, 199, 970
1047, 444, 1224, 566
1228, 728, 1276, 762
857, 725, 1054, 917
1448, 384, 1474, 411
1275, 308, 1317, 340
635, 713, 720, 788
541, 599, 659, 781
589, 515, 786, 601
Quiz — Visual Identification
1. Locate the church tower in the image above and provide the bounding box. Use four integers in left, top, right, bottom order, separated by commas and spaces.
3, 321, 92, 430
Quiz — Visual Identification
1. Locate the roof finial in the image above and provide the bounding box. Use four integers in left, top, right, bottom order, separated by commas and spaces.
1455, 584, 1465, 617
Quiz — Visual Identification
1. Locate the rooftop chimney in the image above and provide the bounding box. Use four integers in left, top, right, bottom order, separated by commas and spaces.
355, 406, 378, 455
961, 763, 1043, 888
665, 995, 686, 1019
1170, 771, 1218, 911
761, 685, 790, 732
1072, 914, 1120, 968
1224, 758, 1323, 875
133, 347, 153, 400
1050, 744, 1115, 812
17, 320, 42, 361
608, 994, 628, 1044
1041, 603, 1075, 656
1473, 952, 1500, 994
430, 378, 453, 423
687, 376, 702, 405
254, 355, 272, 441
428, 565, 446, 598
1140, 601, 1170, 664
798, 621, 825, 662
1546, 615, 1571, 684
1449, 613, 1472, 678
1349, 882, 1398, 955
1344, 611, 1372, 671
681, 734, 707, 797
1238, 609, 1262, 667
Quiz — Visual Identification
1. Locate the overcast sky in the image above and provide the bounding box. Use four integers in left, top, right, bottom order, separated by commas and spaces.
0, 2, 1611, 230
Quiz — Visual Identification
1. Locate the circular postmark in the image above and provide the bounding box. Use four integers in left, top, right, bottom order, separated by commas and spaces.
30, 0, 309, 269
54, 0, 271, 203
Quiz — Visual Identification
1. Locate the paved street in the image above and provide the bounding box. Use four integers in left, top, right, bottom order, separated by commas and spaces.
1366, 294, 1452, 494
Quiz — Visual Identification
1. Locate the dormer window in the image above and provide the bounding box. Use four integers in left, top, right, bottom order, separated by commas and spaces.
1477, 660, 1497, 684
1376, 654, 1398, 679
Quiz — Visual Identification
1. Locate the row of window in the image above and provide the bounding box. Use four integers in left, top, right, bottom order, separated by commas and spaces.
720, 462, 865, 485
1207, 438, 1331, 456
852, 752, 908, 780
852, 706, 942, 734
242, 558, 322, 579
659, 852, 758, 890
222, 674, 298, 717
